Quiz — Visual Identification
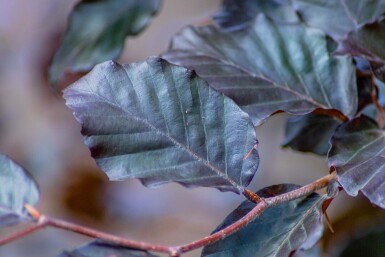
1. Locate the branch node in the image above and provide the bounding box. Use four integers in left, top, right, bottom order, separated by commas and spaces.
243, 189, 265, 204
24, 204, 41, 220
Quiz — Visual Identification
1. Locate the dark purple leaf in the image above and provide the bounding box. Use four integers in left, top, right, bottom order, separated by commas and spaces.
201, 184, 327, 257
328, 116, 385, 208
163, 15, 357, 126
293, 0, 385, 40
283, 114, 341, 156
213, 0, 299, 31
64, 57, 259, 193
0, 155, 39, 227
56, 241, 159, 257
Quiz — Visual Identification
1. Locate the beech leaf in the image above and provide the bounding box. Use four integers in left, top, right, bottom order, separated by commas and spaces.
283, 114, 341, 155
201, 184, 327, 257
336, 18, 385, 82
163, 15, 357, 126
49, 0, 161, 84
213, 0, 299, 31
0, 155, 39, 227
57, 241, 159, 257
64, 57, 259, 193
328, 116, 385, 208
293, 0, 385, 40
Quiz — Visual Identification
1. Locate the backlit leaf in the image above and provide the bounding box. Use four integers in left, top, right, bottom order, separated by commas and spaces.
201, 184, 327, 257
49, 0, 161, 84
328, 116, 385, 208
64, 57, 259, 193
0, 155, 39, 227
283, 114, 341, 155
163, 15, 357, 126
213, 0, 299, 31
293, 0, 385, 40
57, 241, 159, 257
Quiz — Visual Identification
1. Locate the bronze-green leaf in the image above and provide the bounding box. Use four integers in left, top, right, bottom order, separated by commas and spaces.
0, 155, 39, 227
64, 57, 259, 193
201, 184, 327, 257
49, 0, 161, 84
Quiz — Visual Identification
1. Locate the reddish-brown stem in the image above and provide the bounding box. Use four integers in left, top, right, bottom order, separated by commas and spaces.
44, 217, 173, 254
1, 172, 337, 256
0, 219, 47, 245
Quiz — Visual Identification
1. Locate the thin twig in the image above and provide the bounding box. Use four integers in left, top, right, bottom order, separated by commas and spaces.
0, 219, 47, 245
2, 173, 337, 256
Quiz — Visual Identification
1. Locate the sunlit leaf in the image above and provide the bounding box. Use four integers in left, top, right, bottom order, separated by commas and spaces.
163, 15, 357, 126
0, 155, 39, 227
283, 114, 341, 155
328, 116, 385, 208
57, 241, 159, 257
49, 0, 161, 84
64, 57, 259, 193
293, 0, 385, 40
201, 184, 327, 257
213, 0, 299, 31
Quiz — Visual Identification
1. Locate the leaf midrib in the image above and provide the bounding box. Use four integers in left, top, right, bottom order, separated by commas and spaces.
75, 86, 243, 192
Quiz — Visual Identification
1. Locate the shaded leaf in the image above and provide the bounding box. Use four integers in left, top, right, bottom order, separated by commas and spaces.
213, 0, 299, 31
328, 115, 385, 208
336, 227, 385, 257
57, 240, 159, 257
201, 184, 327, 257
64, 57, 259, 193
293, 244, 322, 257
283, 114, 341, 155
336, 18, 385, 82
0, 155, 39, 227
293, 0, 385, 40
163, 15, 357, 126
337, 18, 385, 63
49, 0, 161, 84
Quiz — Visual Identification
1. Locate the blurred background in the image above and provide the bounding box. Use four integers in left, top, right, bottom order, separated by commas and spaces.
0, 1, 383, 256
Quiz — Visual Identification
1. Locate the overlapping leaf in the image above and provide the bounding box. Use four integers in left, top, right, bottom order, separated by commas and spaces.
64, 57, 259, 193
49, 0, 161, 84
213, 0, 299, 31
328, 116, 385, 208
0, 155, 39, 227
283, 114, 341, 155
336, 18, 385, 82
201, 184, 327, 257
293, 0, 385, 40
57, 241, 159, 257
163, 15, 357, 126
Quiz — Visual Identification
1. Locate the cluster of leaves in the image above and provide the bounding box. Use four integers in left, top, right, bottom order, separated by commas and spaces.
3, 0, 385, 256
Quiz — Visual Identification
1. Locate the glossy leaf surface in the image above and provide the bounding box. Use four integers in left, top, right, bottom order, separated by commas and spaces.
164, 15, 357, 125
213, 0, 299, 31
57, 241, 159, 257
283, 114, 341, 155
293, 0, 385, 40
328, 116, 385, 208
201, 184, 326, 257
0, 155, 39, 227
49, 0, 161, 84
64, 57, 259, 193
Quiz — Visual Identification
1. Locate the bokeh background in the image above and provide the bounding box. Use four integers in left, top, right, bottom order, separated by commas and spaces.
0, 1, 383, 256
